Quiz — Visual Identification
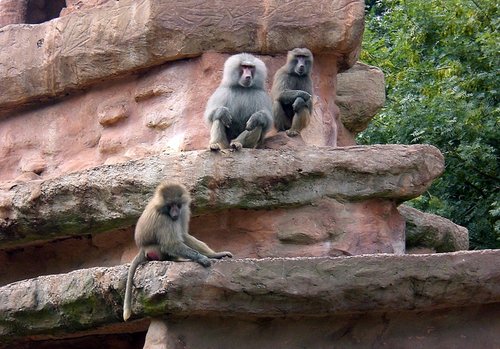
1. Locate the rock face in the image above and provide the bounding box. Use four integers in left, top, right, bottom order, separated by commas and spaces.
0, 50, 369, 183
0, 0, 364, 111
0, 0, 486, 348
0, 145, 442, 247
0, 0, 27, 28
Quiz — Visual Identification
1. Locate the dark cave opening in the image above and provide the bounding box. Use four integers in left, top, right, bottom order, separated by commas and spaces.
26, 0, 66, 24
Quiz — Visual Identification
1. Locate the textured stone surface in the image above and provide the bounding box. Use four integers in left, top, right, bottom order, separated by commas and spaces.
192, 197, 405, 258
144, 305, 500, 349
400, 205, 469, 252
0, 250, 498, 341
0, 196, 405, 287
0, 0, 364, 111
337, 62, 386, 133
0, 52, 360, 184
0, 0, 25, 28
0, 145, 444, 247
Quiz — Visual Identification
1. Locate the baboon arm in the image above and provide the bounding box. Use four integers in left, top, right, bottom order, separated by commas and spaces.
278, 90, 311, 105
184, 234, 216, 254
209, 119, 230, 150
184, 234, 233, 259
164, 242, 212, 267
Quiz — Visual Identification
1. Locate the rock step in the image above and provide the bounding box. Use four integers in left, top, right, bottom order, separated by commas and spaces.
0, 250, 498, 342
0, 145, 444, 247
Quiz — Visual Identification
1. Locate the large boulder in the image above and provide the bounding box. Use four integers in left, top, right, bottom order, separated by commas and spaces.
400, 205, 469, 252
337, 62, 386, 133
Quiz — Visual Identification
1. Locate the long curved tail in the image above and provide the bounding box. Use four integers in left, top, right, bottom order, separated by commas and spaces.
123, 252, 146, 321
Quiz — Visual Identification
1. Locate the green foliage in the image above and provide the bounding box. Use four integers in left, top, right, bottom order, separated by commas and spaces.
359, 0, 499, 249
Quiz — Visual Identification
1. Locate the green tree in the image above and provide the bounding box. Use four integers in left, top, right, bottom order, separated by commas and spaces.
359, 0, 499, 249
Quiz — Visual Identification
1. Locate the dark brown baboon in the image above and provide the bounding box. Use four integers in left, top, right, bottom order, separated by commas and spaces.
271, 48, 314, 137
123, 182, 232, 321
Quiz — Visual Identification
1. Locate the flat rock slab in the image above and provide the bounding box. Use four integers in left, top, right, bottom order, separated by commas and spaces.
0, 0, 365, 111
0, 250, 498, 341
0, 145, 444, 246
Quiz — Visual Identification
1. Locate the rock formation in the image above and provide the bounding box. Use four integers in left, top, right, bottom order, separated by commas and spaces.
0, 0, 495, 348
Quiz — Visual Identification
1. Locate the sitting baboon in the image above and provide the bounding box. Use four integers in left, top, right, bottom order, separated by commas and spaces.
271, 48, 314, 137
204, 53, 273, 150
123, 182, 232, 321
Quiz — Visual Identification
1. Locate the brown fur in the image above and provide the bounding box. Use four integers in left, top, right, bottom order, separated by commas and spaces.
123, 182, 232, 321
271, 48, 314, 136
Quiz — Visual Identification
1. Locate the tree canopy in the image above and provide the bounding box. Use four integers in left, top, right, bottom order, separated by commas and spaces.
359, 0, 499, 249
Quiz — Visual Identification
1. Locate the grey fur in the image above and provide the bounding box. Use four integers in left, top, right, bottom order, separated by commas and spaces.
204, 53, 273, 150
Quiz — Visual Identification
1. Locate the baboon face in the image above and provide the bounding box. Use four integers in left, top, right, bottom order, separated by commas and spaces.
157, 184, 190, 220
238, 62, 256, 87
160, 200, 182, 220
221, 53, 267, 90
288, 48, 313, 76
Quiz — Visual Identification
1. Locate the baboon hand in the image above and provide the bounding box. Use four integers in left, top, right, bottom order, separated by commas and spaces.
292, 97, 307, 113
212, 107, 232, 127
297, 91, 311, 102
211, 251, 233, 259
246, 112, 267, 130
198, 257, 212, 267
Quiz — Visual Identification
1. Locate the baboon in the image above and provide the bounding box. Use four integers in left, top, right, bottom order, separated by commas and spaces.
123, 182, 232, 321
271, 48, 314, 137
204, 53, 273, 151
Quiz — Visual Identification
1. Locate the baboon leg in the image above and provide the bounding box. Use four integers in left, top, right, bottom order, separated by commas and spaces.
273, 102, 291, 131
165, 242, 212, 267
209, 119, 230, 151
230, 126, 263, 150
184, 234, 233, 259
287, 107, 311, 137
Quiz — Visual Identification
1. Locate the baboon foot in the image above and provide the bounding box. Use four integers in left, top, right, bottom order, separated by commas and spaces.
212, 251, 233, 259
230, 141, 243, 151
209, 143, 222, 151
286, 129, 300, 137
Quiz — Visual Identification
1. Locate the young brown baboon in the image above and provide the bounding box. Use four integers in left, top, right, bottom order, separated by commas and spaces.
204, 53, 273, 151
271, 48, 314, 137
123, 182, 232, 321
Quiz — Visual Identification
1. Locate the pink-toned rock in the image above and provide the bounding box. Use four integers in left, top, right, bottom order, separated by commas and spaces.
0, 0, 27, 28
97, 101, 129, 127
0, 0, 365, 112
0, 194, 403, 285
143, 320, 168, 349
0, 145, 444, 248
60, 0, 114, 17
191, 198, 405, 258
0, 52, 356, 183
